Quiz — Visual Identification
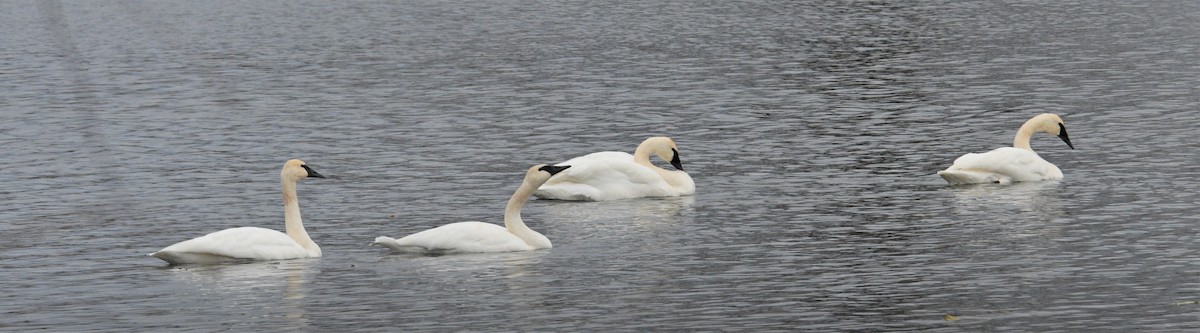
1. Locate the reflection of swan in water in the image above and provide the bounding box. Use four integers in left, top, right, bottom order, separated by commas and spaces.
631, 196, 694, 226
390, 250, 549, 274
376, 250, 548, 294
948, 181, 1067, 239
370, 249, 551, 315
539, 196, 695, 243
160, 259, 314, 330
949, 181, 1064, 212
281, 266, 309, 330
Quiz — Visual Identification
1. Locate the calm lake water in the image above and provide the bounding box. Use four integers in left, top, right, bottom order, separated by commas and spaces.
3, 0, 1200, 331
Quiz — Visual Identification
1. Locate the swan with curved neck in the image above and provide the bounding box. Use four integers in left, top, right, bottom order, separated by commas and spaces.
150, 159, 326, 264
938, 113, 1074, 185
534, 136, 695, 201
372, 164, 570, 253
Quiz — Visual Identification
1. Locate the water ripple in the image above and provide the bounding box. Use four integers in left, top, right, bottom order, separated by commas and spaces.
2, 0, 1200, 331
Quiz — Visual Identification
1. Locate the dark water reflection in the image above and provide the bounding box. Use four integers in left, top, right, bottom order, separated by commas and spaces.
2, 0, 1200, 331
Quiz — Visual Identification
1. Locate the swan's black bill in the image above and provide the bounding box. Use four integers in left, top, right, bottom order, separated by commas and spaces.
670, 148, 683, 171
302, 165, 326, 178
1057, 123, 1074, 149
539, 165, 571, 176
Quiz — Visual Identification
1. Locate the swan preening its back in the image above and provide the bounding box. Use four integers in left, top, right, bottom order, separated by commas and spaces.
938, 113, 1075, 185
534, 136, 696, 201
150, 159, 326, 264
372, 164, 570, 254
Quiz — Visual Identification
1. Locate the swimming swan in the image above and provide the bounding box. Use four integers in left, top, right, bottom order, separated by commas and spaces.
533, 136, 695, 201
938, 113, 1074, 185
372, 164, 570, 253
150, 159, 326, 264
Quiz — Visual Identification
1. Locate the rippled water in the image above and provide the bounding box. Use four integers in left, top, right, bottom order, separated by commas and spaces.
3, 0, 1200, 331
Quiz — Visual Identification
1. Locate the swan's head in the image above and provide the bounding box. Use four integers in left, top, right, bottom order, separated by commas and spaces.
640, 136, 685, 171
1031, 113, 1074, 149
527, 164, 570, 183
281, 159, 326, 181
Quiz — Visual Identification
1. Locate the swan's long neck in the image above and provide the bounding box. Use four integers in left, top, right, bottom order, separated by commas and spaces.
633, 142, 689, 189
632, 144, 655, 167
282, 177, 319, 254
1013, 120, 1038, 151
503, 178, 545, 245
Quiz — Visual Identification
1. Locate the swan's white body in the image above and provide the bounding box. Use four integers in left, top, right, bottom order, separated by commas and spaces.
150, 159, 325, 264
373, 222, 539, 253
938, 147, 1063, 185
150, 227, 315, 264
534, 137, 695, 201
373, 164, 568, 254
938, 113, 1074, 185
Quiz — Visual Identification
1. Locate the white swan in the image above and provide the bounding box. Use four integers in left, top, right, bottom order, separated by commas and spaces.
150, 159, 326, 264
533, 136, 696, 201
938, 113, 1075, 185
372, 164, 570, 253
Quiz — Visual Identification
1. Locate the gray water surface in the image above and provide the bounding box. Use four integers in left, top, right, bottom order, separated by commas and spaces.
3, 0, 1200, 331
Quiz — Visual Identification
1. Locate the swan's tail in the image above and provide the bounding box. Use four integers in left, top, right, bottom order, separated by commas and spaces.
371, 236, 411, 252
937, 170, 1008, 185
371, 236, 396, 247
147, 250, 238, 265
371, 236, 433, 253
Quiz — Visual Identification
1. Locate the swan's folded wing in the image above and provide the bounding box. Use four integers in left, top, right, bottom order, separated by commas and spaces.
557, 151, 633, 166
941, 147, 1061, 183
539, 152, 673, 200
391, 222, 530, 253
157, 227, 309, 260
